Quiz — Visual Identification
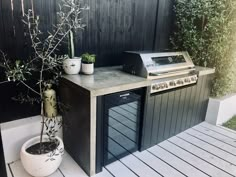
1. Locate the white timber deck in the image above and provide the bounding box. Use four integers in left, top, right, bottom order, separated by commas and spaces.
8, 122, 236, 177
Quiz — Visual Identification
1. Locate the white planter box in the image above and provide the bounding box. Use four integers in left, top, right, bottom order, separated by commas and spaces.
205, 93, 236, 125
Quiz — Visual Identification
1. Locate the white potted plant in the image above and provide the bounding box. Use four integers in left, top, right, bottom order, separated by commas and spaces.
81, 53, 96, 74
62, 30, 82, 75
0, 0, 88, 176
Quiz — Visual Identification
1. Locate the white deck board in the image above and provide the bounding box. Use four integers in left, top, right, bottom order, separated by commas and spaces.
8, 151, 111, 177
133, 151, 185, 177
120, 154, 162, 177
9, 160, 63, 177
169, 136, 236, 175
148, 145, 208, 177
193, 125, 236, 146
159, 140, 232, 177
200, 122, 236, 139
186, 128, 236, 155
59, 151, 88, 177
177, 132, 236, 165
95, 168, 113, 177
7, 122, 236, 177
105, 160, 137, 177
6, 163, 13, 177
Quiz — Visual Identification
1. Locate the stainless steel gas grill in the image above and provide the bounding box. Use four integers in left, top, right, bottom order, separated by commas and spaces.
123, 51, 198, 93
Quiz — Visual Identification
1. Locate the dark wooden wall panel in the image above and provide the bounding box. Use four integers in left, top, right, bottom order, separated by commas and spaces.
157, 92, 168, 143
0, 0, 4, 50
180, 85, 192, 131
140, 91, 155, 150
170, 89, 181, 136
13, 0, 25, 59
154, 0, 174, 50
163, 91, 174, 140
1, 0, 14, 55
191, 77, 204, 126
59, 78, 91, 175
0, 0, 169, 66
78, 0, 159, 67
0, 1, 174, 175
0, 0, 174, 122
150, 94, 162, 146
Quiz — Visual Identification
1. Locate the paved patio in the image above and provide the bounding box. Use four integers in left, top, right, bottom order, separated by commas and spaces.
9, 122, 236, 177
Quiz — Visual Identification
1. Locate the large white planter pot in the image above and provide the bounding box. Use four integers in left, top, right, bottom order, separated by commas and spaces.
81, 63, 94, 75
21, 135, 64, 177
63, 57, 81, 75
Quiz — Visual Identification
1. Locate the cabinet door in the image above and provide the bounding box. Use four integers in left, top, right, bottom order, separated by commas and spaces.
157, 92, 169, 143
150, 94, 162, 146
140, 92, 155, 151
170, 89, 182, 136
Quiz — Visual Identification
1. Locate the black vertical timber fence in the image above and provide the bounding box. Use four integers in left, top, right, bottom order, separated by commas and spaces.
0, 0, 174, 68
0, 0, 174, 174
0, 0, 175, 120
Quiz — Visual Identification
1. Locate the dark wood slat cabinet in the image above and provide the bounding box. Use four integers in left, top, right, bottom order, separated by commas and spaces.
140, 74, 213, 150
59, 79, 92, 175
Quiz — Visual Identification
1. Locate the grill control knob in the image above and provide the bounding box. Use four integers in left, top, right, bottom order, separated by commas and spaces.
152, 85, 156, 90
164, 83, 168, 88
184, 78, 191, 83
160, 84, 165, 89
152, 84, 160, 90
177, 80, 184, 85
191, 77, 197, 81
169, 81, 176, 86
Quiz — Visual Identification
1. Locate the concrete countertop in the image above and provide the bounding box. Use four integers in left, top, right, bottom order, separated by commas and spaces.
63, 66, 151, 96
63, 66, 215, 97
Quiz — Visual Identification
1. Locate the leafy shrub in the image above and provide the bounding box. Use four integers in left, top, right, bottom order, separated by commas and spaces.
81, 53, 96, 63
171, 0, 236, 97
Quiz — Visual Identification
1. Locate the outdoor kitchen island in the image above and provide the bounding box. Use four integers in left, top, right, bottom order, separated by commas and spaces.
59, 66, 215, 176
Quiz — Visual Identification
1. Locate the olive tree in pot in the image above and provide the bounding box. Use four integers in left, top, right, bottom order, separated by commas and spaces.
62, 1, 88, 75
0, 0, 88, 176
81, 53, 96, 74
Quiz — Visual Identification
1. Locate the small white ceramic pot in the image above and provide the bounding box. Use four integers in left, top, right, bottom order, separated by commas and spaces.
63, 57, 81, 75
81, 63, 94, 75
21, 136, 64, 177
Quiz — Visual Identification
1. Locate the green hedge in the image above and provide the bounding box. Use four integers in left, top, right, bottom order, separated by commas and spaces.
171, 0, 236, 97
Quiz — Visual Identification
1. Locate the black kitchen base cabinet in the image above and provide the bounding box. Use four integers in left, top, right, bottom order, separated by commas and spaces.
140, 75, 213, 150
60, 73, 213, 175
59, 79, 92, 175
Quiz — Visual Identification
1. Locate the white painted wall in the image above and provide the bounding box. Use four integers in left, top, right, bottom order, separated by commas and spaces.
205, 93, 236, 125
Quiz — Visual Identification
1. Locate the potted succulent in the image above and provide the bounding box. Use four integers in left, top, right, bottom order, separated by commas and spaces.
0, 0, 88, 176
62, 30, 82, 75
81, 53, 96, 74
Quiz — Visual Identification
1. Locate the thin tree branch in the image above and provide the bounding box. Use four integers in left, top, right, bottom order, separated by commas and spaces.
44, 9, 74, 54
0, 81, 10, 84
46, 27, 73, 58
20, 81, 40, 95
